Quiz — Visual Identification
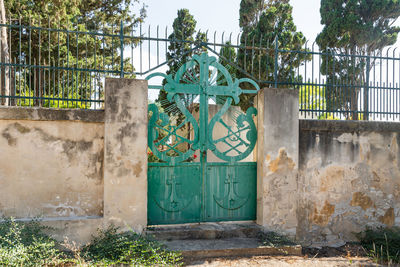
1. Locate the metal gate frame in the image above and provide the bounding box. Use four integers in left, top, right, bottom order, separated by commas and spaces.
147, 52, 259, 225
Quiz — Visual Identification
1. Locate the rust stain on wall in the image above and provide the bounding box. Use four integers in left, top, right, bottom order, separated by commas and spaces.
268, 148, 295, 173
123, 160, 143, 177
350, 192, 373, 211
371, 171, 381, 188
133, 161, 143, 177
310, 200, 335, 226
320, 166, 344, 192
379, 207, 395, 226
394, 184, 400, 199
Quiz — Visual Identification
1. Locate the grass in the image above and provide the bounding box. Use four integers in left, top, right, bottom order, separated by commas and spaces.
0, 218, 182, 266
356, 227, 400, 265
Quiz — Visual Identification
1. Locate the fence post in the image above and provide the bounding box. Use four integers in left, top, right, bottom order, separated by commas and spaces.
274, 37, 278, 88
120, 21, 124, 78
364, 55, 370, 120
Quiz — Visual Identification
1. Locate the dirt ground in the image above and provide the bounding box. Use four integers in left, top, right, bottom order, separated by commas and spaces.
185, 256, 378, 266
184, 243, 383, 267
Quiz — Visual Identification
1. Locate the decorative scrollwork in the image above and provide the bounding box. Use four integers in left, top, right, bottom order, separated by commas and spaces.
147, 52, 260, 163
148, 102, 198, 164
208, 105, 258, 162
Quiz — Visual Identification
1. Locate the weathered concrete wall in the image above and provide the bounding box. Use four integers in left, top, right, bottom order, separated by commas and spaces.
298, 120, 400, 247
0, 110, 104, 219
104, 78, 148, 232
257, 88, 299, 236
0, 78, 149, 245
2, 80, 399, 248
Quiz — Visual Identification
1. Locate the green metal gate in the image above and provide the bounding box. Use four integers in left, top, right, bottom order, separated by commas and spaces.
147, 53, 259, 225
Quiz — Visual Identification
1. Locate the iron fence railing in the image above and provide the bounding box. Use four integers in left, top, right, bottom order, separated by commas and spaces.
1, 21, 400, 121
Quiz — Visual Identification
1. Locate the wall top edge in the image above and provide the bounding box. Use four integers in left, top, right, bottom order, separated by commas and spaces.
0, 106, 105, 123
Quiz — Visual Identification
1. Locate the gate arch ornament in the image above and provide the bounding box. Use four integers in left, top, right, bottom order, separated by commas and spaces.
147, 52, 259, 163
146, 52, 259, 224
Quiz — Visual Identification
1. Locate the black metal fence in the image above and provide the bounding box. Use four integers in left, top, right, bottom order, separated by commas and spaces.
1, 21, 400, 121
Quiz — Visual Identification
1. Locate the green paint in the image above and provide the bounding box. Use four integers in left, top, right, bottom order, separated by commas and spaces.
147, 53, 259, 224
148, 162, 256, 225
148, 164, 201, 225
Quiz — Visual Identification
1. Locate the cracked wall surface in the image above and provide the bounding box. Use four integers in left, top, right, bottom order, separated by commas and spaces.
257, 88, 399, 247
298, 120, 400, 247
0, 119, 104, 219
0, 79, 147, 245
0, 79, 148, 244
103, 78, 148, 232
257, 88, 299, 237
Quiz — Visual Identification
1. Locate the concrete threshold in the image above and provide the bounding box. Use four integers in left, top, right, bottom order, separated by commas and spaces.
165, 237, 302, 258
146, 222, 302, 259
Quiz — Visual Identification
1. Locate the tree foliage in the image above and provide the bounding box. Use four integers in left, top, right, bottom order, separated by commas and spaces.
316, 0, 400, 119
237, 0, 309, 110
157, 9, 206, 118
155, 9, 208, 152
3, 0, 146, 106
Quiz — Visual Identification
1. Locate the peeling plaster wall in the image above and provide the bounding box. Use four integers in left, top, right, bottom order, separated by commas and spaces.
0, 79, 148, 245
103, 78, 148, 232
257, 88, 299, 236
298, 120, 400, 247
0, 118, 104, 219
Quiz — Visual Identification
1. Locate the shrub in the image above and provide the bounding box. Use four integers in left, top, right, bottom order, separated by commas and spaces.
0, 219, 182, 266
356, 227, 400, 264
81, 226, 183, 266
0, 218, 63, 266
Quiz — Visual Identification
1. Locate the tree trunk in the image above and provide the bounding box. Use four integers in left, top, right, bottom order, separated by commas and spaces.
349, 47, 359, 120
0, 0, 9, 106
350, 88, 359, 120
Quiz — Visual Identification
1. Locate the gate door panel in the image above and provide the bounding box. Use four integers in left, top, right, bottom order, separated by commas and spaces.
146, 52, 260, 225
148, 164, 201, 225
205, 162, 257, 222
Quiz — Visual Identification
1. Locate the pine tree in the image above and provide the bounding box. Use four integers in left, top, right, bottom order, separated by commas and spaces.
237, 0, 308, 110
2, 0, 146, 106
317, 0, 400, 120
157, 9, 206, 119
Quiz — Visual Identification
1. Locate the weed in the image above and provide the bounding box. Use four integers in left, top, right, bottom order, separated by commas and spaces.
0, 218, 183, 266
0, 218, 64, 266
81, 225, 183, 266
356, 227, 400, 265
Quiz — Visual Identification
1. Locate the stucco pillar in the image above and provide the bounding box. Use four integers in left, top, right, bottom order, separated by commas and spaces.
104, 78, 148, 232
256, 88, 299, 237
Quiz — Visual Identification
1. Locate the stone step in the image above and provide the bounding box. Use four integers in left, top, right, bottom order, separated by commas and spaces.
146, 222, 302, 259
145, 222, 262, 241
164, 238, 302, 258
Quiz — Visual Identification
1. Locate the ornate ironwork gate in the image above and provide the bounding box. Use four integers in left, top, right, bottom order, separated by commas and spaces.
147, 53, 259, 225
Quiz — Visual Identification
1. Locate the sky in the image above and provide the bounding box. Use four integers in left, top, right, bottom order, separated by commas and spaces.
138, 0, 322, 100
140, 0, 322, 42
138, 0, 400, 104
